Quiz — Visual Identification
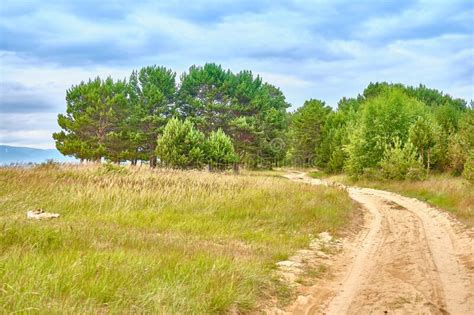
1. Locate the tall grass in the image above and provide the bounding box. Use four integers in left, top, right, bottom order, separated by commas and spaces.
0, 164, 355, 313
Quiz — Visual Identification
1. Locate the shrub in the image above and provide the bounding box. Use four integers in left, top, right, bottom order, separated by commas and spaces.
207, 129, 238, 171
408, 116, 440, 172
406, 165, 427, 181
379, 139, 426, 180
156, 118, 206, 169
448, 133, 466, 175
463, 150, 474, 183
99, 162, 127, 174
360, 168, 384, 181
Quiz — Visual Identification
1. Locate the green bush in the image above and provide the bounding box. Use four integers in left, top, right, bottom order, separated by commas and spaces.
360, 168, 383, 181
448, 133, 466, 175
406, 165, 427, 181
408, 116, 441, 172
156, 118, 206, 169
462, 150, 474, 183
379, 139, 426, 180
207, 129, 237, 171
99, 162, 128, 174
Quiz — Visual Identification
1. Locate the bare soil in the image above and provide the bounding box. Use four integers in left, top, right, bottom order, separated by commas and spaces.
277, 172, 473, 315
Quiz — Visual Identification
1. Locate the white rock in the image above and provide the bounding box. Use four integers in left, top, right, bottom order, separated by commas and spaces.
276, 260, 303, 268
318, 231, 333, 242
27, 209, 60, 220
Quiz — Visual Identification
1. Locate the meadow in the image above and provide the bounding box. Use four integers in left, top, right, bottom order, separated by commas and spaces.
0, 164, 355, 313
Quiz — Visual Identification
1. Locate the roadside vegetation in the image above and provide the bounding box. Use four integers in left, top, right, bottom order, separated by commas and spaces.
290, 83, 473, 183
308, 168, 473, 227
329, 174, 473, 227
0, 164, 355, 313
295, 83, 473, 227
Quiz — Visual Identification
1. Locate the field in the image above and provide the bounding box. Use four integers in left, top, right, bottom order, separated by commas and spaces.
0, 164, 355, 313
321, 173, 474, 227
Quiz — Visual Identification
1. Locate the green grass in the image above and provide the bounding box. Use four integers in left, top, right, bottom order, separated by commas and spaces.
328, 173, 474, 227
0, 164, 355, 313
307, 170, 328, 179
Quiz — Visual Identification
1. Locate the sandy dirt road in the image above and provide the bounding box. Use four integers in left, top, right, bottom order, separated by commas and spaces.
282, 172, 473, 315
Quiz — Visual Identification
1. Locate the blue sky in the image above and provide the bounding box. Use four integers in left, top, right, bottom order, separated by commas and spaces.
0, 0, 473, 149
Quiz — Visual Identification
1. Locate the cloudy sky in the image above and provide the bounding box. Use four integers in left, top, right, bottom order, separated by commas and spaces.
0, 0, 473, 149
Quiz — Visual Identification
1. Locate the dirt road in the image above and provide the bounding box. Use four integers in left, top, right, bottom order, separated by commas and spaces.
282, 172, 473, 315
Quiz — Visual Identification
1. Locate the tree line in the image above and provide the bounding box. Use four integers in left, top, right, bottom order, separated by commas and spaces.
54, 64, 473, 181
53, 63, 289, 169
289, 82, 473, 181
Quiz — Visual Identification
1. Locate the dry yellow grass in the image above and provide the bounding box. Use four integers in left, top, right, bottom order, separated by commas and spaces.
0, 164, 356, 313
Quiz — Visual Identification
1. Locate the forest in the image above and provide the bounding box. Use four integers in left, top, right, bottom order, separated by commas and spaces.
53, 63, 474, 181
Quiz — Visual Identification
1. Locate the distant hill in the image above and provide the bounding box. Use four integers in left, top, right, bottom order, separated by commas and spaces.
0, 145, 77, 165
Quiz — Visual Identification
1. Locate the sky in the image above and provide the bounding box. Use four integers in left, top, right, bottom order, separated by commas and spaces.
0, 0, 473, 149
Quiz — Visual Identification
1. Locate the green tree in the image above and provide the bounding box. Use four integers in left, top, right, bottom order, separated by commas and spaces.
449, 110, 474, 175
156, 118, 206, 169
448, 134, 466, 175
288, 99, 331, 166
247, 83, 289, 167
363, 82, 466, 111
458, 110, 474, 150
344, 88, 426, 176
206, 129, 237, 171
53, 77, 129, 162
128, 66, 176, 167
462, 150, 474, 183
177, 63, 232, 133
177, 64, 289, 168
408, 116, 440, 173
317, 97, 361, 172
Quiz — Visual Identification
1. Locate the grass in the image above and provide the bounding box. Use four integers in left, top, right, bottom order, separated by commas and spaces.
0, 164, 355, 314
307, 170, 328, 179
327, 173, 474, 227
239, 168, 287, 178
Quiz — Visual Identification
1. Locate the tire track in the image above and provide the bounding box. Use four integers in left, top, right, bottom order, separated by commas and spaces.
281, 172, 473, 315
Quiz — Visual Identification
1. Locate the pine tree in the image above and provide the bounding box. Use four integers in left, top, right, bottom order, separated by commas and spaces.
156, 118, 206, 169
128, 66, 176, 167
53, 77, 128, 162
288, 99, 331, 166
207, 129, 237, 171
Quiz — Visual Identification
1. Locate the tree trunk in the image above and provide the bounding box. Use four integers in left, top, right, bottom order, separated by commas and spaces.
427, 149, 431, 175
233, 163, 239, 174
150, 156, 157, 168
421, 148, 425, 167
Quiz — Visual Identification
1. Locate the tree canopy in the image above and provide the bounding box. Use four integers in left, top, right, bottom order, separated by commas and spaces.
54, 69, 472, 180
308, 83, 472, 180
54, 63, 288, 169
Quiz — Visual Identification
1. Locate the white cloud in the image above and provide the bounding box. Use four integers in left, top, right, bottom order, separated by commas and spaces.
0, 0, 472, 148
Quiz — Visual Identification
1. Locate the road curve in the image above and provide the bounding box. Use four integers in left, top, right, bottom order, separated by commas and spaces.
283, 172, 473, 315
